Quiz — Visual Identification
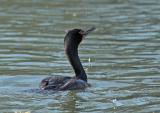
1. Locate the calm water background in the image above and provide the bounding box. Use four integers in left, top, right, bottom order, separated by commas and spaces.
0, 0, 160, 113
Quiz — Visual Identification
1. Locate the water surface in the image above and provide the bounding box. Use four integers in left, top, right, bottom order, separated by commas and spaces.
0, 0, 160, 113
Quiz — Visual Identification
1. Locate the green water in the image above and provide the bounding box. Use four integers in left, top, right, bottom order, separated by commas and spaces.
0, 0, 160, 113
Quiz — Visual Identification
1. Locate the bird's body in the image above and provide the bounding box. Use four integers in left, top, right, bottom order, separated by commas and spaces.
40, 76, 89, 90
40, 27, 95, 91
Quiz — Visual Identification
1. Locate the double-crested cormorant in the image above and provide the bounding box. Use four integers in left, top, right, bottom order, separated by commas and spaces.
40, 27, 95, 90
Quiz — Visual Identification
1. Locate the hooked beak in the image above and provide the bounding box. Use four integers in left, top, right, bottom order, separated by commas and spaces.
79, 27, 96, 37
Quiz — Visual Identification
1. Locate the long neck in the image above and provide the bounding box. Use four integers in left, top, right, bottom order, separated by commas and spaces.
65, 43, 87, 82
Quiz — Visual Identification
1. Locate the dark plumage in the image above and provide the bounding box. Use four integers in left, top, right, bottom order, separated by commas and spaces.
40, 27, 95, 90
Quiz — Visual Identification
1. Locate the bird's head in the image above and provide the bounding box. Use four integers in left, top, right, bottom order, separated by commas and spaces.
64, 27, 96, 49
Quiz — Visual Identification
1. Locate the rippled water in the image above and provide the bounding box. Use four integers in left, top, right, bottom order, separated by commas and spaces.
0, 0, 160, 113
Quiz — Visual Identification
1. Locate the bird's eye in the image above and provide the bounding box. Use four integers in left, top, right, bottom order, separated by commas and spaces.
79, 30, 85, 35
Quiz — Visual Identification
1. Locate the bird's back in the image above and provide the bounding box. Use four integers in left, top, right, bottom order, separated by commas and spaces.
40, 76, 89, 90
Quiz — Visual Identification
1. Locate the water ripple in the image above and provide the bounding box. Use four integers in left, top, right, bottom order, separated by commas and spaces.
0, 0, 160, 113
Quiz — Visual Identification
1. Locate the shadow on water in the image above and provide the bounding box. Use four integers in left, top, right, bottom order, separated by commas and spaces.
0, 0, 160, 113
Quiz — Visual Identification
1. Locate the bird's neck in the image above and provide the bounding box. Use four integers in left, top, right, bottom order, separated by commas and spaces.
65, 44, 87, 82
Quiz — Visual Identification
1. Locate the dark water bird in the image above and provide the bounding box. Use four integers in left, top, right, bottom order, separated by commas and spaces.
40, 27, 96, 91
